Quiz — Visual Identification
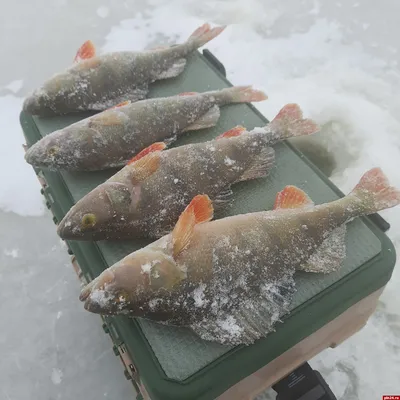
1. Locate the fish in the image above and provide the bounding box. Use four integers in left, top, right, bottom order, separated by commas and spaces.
78, 167, 400, 345
56, 104, 320, 241
22, 23, 226, 116
24, 86, 267, 171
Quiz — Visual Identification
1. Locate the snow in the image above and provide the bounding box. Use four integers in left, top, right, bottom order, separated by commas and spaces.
51, 368, 63, 385
1, 0, 400, 398
0, 95, 45, 216
217, 315, 243, 338
96, 6, 109, 19
3, 248, 20, 258
192, 283, 207, 307
141, 262, 152, 274
224, 156, 235, 166
4, 79, 23, 93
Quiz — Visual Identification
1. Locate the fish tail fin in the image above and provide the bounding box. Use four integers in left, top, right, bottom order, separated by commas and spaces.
212, 86, 268, 105
187, 23, 226, 48
267, 104, 320, 142
350, 168, 400, 214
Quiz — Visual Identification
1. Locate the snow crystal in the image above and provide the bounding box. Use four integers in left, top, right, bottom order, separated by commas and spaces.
51, 368, 63, 385
141, 263, 152, 274
148, 298, 162, 311
56, 311, 62, 319
224, 156, 235, 166
90, 289, 109, 307
173, 178, 179, 184
217, 316, 243, 337
3, 248, 20, 258
192, 283, 207, 307
96, 6, 109, 18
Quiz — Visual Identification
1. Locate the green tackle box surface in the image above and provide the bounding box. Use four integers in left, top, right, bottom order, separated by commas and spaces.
20, 50, 396, 400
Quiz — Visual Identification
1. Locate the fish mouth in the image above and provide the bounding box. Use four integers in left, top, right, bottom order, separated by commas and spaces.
24, 143, 52, 168
57, 218, 88, 240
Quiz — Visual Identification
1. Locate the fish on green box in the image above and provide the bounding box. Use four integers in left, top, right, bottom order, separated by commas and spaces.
79, 167, 400, 345
22, 23, 226, 116
56, 104, 319, 241
24, 86, 267, 171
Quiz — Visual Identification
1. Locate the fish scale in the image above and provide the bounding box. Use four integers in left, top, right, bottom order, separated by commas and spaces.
56, 103, 319, 241
25, 86, 267, 171
80, 167, 400, 345
23, 23, 227, 116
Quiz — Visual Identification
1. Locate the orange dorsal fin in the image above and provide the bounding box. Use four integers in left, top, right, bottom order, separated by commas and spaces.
172, 195, 214, 258
127, 142, 167, 165
216, 126, 247, 140
74, 40, 96, 62
273, 185, 314, 210
129, 152, 162, 183
108, 100, 131, 110
178, 92, 199, 96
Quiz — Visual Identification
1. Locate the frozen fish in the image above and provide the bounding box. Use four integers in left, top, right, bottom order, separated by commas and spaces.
79, 167, 400, 345
24, 86, 267, 171
57, 104, 319, 240
22, 23, 226, 116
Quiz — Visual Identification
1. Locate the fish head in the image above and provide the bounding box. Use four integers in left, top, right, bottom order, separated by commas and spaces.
24, 128, 79, 169
23, 72, 80, 115
57, 182, 135, 240
80, 247, 186, 317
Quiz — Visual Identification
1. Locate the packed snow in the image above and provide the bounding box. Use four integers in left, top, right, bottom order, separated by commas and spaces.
2, 0, 400, 398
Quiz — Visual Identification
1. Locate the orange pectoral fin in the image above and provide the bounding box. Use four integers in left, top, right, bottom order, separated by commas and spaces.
74, 40, 96, 62
129, 151, 162, 183
273, 185, 314, 210
172, 195, 214, 258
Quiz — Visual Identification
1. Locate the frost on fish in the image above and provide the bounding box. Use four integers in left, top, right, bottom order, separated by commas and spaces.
24, 86, 267, 172
190, 275, 295, 345
22, 23, 227, 116
56, 103, 319, 242
79, 168, 400, 346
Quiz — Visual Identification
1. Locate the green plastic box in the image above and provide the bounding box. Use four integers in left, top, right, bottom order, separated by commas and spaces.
20, 50, 396, 400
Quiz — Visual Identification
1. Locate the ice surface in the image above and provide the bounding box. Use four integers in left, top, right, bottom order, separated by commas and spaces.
96, 6, 109, 19
2, 0, 400, 398
4, 79, 23, 93
0, 95, 45, 216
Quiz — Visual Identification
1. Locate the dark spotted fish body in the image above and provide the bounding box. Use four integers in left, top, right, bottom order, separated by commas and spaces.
79, 168, 400, 345
22, 23, 226, 116
56, 104, 319, 241
24, 86, 267, 171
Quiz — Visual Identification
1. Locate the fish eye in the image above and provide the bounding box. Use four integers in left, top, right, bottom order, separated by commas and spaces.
48, 146, 59, 157
81, 213, 97, 229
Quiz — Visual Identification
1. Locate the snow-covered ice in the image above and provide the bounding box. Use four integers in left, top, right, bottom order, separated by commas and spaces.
1, 0, 400, 399
96, 6, 109, 19
4, 79, 23, 94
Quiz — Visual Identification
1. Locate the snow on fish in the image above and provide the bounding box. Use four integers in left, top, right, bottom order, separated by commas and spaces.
22, 23, 226, 116
79, 167, 400, 345
24, 86, 267, 171
56, 104, 319, 241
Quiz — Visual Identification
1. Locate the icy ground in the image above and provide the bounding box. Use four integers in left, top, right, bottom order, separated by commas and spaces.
1, 0, 400, 399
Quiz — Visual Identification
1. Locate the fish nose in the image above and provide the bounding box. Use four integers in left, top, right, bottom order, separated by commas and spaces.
56, 218, 72, 239
23, 95, 39, 114
84, 296, 104, 313
24, 146, 35, 165
24, 142, 46, 167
